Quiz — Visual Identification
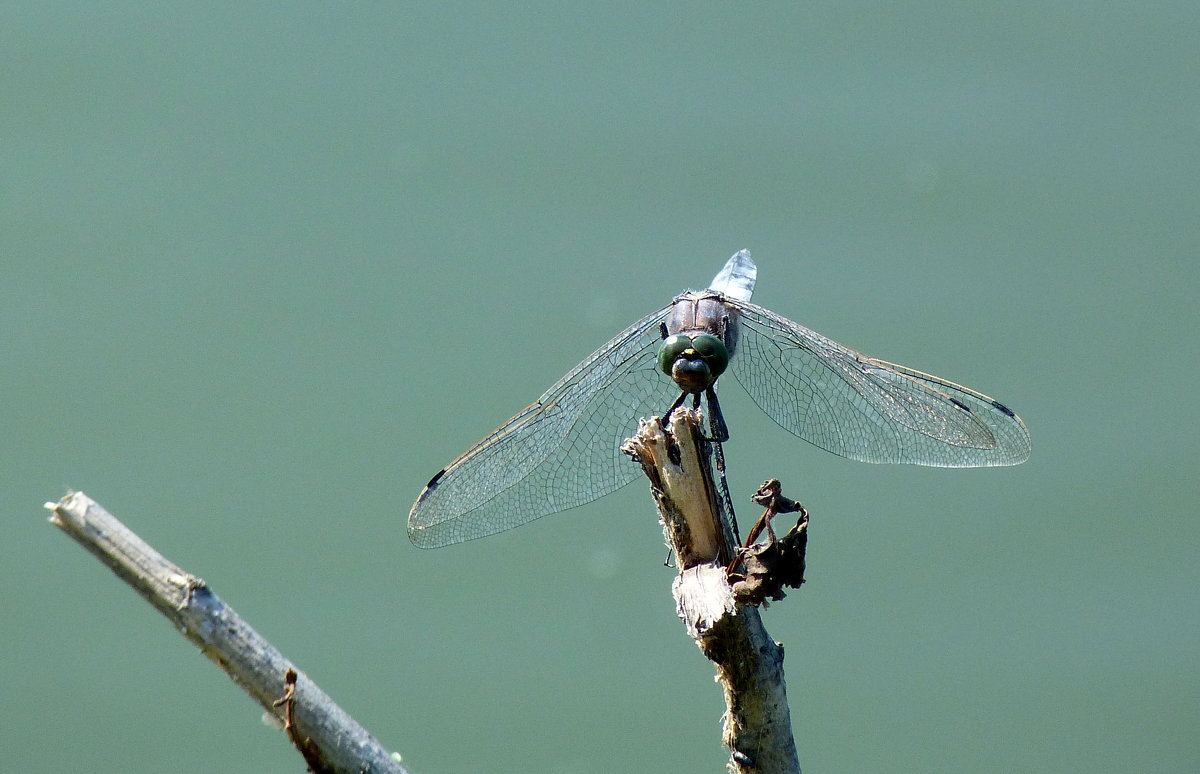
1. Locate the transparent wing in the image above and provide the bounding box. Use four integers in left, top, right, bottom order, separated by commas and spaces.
728, 299, 1030, 466
408, 304, 679, 548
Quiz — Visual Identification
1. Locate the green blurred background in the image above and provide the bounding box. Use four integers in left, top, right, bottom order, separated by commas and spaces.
4, 3, 1196, 772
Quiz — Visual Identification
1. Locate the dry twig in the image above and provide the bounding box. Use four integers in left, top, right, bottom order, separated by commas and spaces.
46, 492, 406, 774
623, 409, 802, 774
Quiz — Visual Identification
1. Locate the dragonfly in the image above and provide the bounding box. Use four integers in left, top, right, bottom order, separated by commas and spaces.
408, 250, 1030, 548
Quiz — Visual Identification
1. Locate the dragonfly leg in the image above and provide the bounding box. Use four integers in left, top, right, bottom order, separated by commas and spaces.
703, 386, 730, 443
671, 389, 691, 415
660, 390, 691, 431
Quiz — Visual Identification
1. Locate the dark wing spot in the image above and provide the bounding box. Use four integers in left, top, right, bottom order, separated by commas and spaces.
949, 398, 972, 413
424, 469, 446, 489
990, 400, 1016, 418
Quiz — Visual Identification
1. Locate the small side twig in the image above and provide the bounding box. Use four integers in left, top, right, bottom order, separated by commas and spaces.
46, 492, 406, 774
622, 410, 801, 774
273, 668, 328, 773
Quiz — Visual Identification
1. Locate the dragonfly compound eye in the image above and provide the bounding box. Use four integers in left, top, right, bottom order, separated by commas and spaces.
689, 333, 730, 378
658, 334, 693, 376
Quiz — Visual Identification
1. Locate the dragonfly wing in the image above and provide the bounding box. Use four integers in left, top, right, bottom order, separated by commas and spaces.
728, 300, 1030, 467
408, 304, 678, 547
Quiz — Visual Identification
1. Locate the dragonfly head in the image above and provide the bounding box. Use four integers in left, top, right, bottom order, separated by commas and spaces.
658, 333, 730, 393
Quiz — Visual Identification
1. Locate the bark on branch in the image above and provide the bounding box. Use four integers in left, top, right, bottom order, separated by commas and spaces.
46, 492, 407, 774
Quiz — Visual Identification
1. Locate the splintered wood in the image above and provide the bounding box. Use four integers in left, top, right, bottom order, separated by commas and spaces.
621, 407, 730, 569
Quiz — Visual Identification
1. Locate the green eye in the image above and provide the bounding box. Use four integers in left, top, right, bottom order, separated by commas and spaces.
658, 334, 693, 375
690, 333, 729, 377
